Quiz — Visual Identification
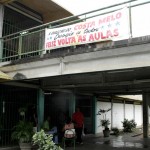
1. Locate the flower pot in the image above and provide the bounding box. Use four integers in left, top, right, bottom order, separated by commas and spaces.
19, 143, 32, 150
103, 129, 110, 137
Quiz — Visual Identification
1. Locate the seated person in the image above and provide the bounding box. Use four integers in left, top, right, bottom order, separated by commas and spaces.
42, 116, 58, 144
62, 117, 75, 138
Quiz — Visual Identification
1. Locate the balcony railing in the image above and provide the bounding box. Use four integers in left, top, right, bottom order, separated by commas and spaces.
0, 0, 149, 62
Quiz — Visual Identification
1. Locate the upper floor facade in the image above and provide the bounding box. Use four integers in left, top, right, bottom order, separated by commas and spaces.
0, 0, 150, 82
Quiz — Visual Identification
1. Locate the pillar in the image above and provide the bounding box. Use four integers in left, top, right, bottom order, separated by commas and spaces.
142, 93, 150, 138
111, 97, 113, 129
69, 93, 75, 117
92, 96, 97, 134
0, 4, 4, 60
123, 99, 125, 120
37, 89, 44, 131
133, 102, 135, 120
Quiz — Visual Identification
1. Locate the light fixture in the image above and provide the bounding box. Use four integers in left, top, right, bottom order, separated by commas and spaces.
44, 92, 52, 95
20, 31, 28, 35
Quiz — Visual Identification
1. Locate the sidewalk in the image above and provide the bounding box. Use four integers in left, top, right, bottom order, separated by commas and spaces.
64, 130, 150, 150
1, 129, 150, 150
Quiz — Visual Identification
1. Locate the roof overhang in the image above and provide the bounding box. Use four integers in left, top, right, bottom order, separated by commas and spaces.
0, 70, 12, 82
0, 0, 15, 4
2, 0, 73, 23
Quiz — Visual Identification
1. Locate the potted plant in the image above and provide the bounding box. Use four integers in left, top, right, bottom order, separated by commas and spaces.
11, 120, 33, 150
11, 106, 34, 150
32, 129, 62, 150
97, 108, 111, 137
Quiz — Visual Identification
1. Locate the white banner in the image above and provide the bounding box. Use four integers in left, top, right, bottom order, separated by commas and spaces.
45, 8, 130, 50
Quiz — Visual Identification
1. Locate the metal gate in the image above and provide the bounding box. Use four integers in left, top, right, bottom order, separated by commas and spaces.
0, 84, 37, 147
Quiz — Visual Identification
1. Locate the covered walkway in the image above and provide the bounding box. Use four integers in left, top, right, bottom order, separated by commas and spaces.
65, 129, 150, 150
1, 128, 150, 150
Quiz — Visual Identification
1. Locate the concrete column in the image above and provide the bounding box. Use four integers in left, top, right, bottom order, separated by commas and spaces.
69, 93, 75, 117
111, 97, 113, 129
92, 96, 97, 134
142, 93, 149, 138
0, 4, 4, 60
133, 103, 135, 120
37, 89, 44, 131
123, 99, 125, 120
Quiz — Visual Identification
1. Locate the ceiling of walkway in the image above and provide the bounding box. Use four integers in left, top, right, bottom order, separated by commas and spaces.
37, 67, 150, 96
17, 0, 72, 23
3, 66, 150, 99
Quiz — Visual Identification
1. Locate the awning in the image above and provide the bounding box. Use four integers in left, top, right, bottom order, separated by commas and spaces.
0, 70, 12, 80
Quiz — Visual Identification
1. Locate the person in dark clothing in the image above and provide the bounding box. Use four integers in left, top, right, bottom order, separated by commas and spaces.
30, 105, 38, 132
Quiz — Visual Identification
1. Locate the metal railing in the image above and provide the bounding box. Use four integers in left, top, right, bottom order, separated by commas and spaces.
0, 85, 37, 147
0, 0, 149, 62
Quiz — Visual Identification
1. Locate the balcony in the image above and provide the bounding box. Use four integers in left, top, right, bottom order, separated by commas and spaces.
0, 0, 150, 63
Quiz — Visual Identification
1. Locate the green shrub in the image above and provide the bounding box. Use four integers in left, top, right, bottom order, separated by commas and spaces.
112, 127, 120, 136
11, 120, 33, 143
32, 130, 62, 150
122, 119, 137, 132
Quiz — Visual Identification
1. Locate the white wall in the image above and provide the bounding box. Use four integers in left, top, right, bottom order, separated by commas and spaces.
96, 101, 142, 134
125, 104, 133, 120
135, 104, 142, 126
112, 103, 124, 129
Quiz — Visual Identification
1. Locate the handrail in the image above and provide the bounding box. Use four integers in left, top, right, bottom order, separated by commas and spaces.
0, 0, 141, 39
0, 0, 150, 62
